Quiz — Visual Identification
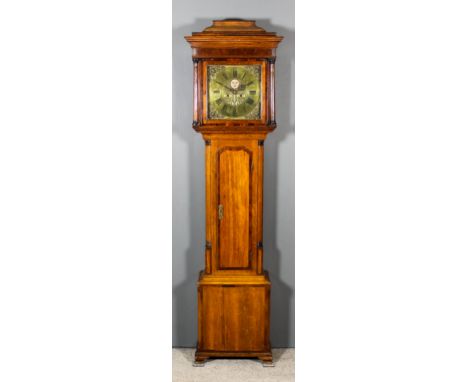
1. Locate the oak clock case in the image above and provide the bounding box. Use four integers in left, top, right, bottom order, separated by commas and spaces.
185, 19, 282, 366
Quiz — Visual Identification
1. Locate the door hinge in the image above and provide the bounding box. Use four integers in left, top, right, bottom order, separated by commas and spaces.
218, 204, 223, 220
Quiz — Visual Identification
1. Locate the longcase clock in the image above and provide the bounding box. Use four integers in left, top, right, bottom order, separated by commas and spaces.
185, 19, 283, 366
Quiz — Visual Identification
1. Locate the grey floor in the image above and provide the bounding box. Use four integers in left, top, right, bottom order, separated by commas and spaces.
172, 348, 294, 382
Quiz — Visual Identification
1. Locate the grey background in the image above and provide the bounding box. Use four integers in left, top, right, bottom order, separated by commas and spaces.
172, 0, 295, 347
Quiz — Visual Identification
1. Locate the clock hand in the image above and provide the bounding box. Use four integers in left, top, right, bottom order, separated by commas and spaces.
215, 80, 233, 92
239, 81, 254, 91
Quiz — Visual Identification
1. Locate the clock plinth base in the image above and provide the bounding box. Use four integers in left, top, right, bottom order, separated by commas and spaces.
196, 271, 272, 362
194, 349, 273, 365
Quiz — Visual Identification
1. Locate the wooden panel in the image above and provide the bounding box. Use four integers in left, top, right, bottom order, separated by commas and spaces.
256, 140, 264, 274
200, 286, 224, 350
223, 286, 266, 351
218, 148, 251, 269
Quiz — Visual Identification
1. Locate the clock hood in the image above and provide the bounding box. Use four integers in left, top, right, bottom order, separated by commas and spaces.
185, 19, 283, 52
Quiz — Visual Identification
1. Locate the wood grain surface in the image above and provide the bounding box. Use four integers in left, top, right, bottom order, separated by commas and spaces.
219, 148, 251, 269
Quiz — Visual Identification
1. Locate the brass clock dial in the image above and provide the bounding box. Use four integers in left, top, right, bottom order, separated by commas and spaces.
207, 65, 261, 120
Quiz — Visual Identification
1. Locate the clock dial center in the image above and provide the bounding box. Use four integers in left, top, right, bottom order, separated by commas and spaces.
230, 79, 240, 89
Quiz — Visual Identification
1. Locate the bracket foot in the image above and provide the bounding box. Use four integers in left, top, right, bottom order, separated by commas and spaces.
193, 354, 208, 367
259, 355, 274, 367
